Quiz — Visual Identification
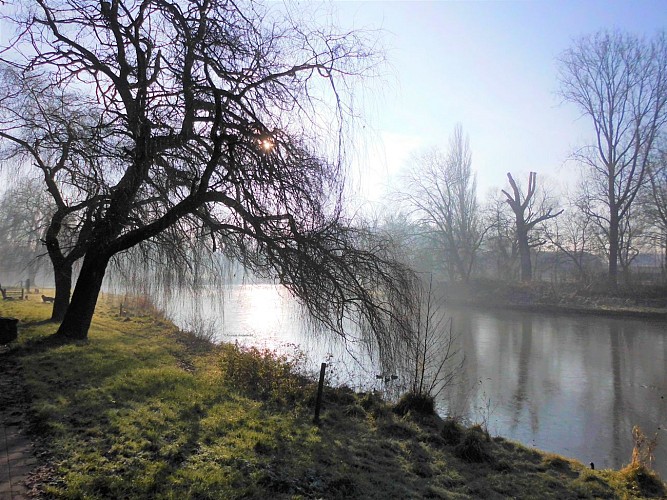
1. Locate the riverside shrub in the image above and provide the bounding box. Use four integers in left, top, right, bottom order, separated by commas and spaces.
218, 343, 307, 403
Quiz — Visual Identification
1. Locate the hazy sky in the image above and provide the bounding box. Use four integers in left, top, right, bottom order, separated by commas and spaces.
327, 0, 667, 207
1, 1, 665, 206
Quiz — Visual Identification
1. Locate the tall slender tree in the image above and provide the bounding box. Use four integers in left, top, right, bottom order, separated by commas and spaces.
398, 125, 483, 282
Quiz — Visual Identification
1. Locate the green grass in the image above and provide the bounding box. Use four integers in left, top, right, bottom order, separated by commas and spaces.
1, 295, 665, 499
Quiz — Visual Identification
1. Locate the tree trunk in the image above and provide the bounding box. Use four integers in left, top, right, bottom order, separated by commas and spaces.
608, 214, 619, 287
51, 262, 72, 322
26, 261, 39, 291
517, 227, 532, 282
55, 252, 110, 340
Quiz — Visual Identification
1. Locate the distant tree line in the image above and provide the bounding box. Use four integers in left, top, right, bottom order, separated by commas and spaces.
388, 30, 667, 288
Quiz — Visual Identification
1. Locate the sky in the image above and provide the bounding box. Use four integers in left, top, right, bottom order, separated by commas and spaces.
1, 1, 666, 205
323, 0, 667, 208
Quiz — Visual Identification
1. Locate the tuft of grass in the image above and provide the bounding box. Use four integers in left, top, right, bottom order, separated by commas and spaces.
618, 463, 666, 498
218, 342, 308, 405
454, 427, 494, 463
441, 417, 464, 445
1, 297, 665, 499
393, 391, 436, 417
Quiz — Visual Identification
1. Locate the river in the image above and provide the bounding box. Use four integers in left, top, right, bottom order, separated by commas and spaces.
167, 284, 667, 477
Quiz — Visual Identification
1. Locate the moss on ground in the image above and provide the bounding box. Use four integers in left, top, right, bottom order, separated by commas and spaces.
1, 295, 665, 499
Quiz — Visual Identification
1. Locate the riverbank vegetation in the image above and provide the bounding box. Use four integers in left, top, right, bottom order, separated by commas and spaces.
441, 280, 667, 319
1, 297, 664, 499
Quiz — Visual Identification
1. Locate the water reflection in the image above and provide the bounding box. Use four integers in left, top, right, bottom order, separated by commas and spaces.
447, 308, 667, 476
511, 318, 537, 433
610, 325, 624, 469
169, 284, 384, 388
168, 284, 667, 478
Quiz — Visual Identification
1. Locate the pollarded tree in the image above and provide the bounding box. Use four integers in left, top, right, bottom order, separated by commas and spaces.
502, 172, 562, 282
558, 30, 667, 286
1, 0, 415, 347
398, 125, 483, 282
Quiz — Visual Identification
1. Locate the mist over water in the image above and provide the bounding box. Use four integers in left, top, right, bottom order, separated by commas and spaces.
167, 284, 667, 477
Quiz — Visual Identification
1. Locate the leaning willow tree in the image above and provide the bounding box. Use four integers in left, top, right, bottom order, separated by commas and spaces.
0, 0, 416, 348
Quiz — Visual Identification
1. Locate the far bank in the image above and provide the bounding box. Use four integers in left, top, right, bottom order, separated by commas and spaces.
441, 280, 667, 321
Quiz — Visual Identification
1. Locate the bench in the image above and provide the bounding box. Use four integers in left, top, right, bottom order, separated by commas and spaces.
0, 287, 24, 300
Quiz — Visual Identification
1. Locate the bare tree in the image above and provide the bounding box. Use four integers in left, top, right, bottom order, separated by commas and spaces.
376, 210, 440, 275
641, 142, 667, 277
401, 276, 463, 401
617, 205, 646, 280
557, 30, 667, 286
1, 0, 415, 344
0, 67, 108, 320
542, 197, 598, 283
502, 172, 562, 282
397, 125, 484, 282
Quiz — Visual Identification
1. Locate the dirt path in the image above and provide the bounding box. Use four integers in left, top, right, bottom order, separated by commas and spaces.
0, 346, 37, 499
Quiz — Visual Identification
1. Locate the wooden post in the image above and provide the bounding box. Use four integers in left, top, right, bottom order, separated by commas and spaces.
313, 362, 327, 425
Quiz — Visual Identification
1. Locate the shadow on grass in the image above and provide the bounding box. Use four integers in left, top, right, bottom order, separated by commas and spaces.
16, 332, 87, 357
20, 318, 57, 327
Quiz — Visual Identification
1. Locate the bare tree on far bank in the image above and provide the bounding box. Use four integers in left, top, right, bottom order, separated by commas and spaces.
397, 125, 484, 282
558, 30, 667, 286
1, 0, 416, 346
502, 172, 562, 282
641, 142, 667, 278
541, 194, 597, 284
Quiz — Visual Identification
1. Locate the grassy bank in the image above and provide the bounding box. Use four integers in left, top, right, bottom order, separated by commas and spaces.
1, 296, 664, 499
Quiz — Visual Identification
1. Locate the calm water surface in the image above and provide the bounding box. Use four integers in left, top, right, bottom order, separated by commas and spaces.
169, 284, 667, 477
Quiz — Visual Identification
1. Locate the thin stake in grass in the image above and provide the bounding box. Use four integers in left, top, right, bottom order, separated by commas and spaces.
313, 362, 327, 424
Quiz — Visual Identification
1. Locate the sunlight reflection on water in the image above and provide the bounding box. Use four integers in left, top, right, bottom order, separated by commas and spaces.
168, 284, 385, 391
